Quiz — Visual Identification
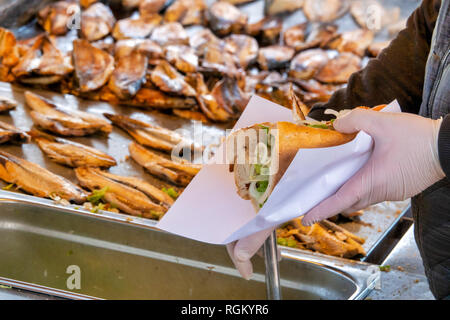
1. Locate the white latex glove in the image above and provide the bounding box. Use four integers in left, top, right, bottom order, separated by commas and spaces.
226, 227, 276, 280
302, 108, 445, 226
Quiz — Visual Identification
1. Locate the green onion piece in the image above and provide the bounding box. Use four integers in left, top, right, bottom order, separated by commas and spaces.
287, 238, 297, 248
87, 186, 109, 205
379, 265, 391, 272
307, 124, 331, 129
162, 187, 179, 199
256, 180, 268, 193
254, 164, 262, 175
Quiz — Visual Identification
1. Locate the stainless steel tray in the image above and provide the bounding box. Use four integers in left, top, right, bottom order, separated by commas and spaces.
0, 191, 378, 300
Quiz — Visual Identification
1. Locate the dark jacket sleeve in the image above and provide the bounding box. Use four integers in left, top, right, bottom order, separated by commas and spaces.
438, 114, 450, 178
308, 0, 441, 121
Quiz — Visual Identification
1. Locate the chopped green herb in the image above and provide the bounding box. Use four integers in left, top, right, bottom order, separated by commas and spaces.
256, 180, 268, 193
0, 284, 11, 289
87, 187, 109, 205
307, 124, 331, 129
254, 164, 262, 175
2, 183, 14, 190
162, 187, 179, 199
286, 238, 297, 248
379, 265, 391, 272
277, 237, 287, 246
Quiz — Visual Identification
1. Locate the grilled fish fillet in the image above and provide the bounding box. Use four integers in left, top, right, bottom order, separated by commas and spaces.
150, 60, 196, 96
0, 121, 30, 144
0, 96, 17, 112
25, 91, 112, 136
72, 39, 115, 93
75, 167, 167, 219
129, 141, 201, 186
81, 2, 116, 41
108, 50, 148, 99
104, 113, 202, 153
29, 129, 116, 168
0, 151, 87, 203
94, 170, 174, 209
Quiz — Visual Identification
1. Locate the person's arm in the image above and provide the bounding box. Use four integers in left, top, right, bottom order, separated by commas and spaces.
308, 0, 441, 121
438, 114, 450, 178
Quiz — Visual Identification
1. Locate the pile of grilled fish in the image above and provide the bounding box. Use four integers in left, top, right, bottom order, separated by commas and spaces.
0, 90, 198, 220
0, 0, 403, 122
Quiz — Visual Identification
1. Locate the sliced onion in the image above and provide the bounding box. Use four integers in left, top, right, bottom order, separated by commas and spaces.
324, 109, 352, 118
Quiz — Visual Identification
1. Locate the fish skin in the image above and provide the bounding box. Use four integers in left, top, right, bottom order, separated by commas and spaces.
206, 1, 247, 36
94, 170, 175, 209
29, 129, 116, 168
150, 60, 197, 97
129, 141, 200, 187
75, 167, 167, 219
72, 39, 115, 93
314, 52, 361, 84
24, 91, 112, 137
303, 0, 350, 23
104, 113, 201, 153
0, 151, 87, 203
37, 1, 80, 36
0, 121, 30, 145
0, 96, 17, 113
112, 14, 162, 40
81, 2, 116, 41
108, 51, 148, 100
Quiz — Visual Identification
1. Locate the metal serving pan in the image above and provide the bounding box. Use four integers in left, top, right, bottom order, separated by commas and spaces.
0, 191, 379, 300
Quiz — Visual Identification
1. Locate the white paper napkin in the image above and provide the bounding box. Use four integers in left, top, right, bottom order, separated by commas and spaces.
156, 96, 401, 244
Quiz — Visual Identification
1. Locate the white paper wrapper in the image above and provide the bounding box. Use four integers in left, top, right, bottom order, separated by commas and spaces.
156, 96, 401, 244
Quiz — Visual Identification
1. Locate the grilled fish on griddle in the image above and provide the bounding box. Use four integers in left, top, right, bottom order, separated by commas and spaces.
126, 87, 197, 109
295, 23, 339, 52
185, 73, 234, 122
112, 14, 162, 40
108, 50, 148, 99
164, 0, 206, 26
189, 28, 222, 56
150, 22, 189, 46
81, 2, 116, 41
139, 0, 173, 16
303, 0, 349, 23
164, 45, 198, 74
257, 45, 295, 70
246, 17, 282, 46
314, 52, 361, 84
37, 1, 80, 36
129, 141, 201, 186
0, 28, 20, 82
75, 167, 167, 219
25, 91, 112, 136
265, 0, 304, 16
224, 34, 259, 69
289, 49, 330, 80
29, 129, 116, 168
73, 39, 115, 92
104, 113, 202, 153
12, 36, 74, 85
350, 0, 400, 32
0, 151, 87, 203
201, 43, 241, 77
283, 22, 308, 51
206, 1, 247, 36
114, 39, 163, 60
150, 60, 196, 96
94, 170, 175, 210
326, 29, 374, 57
0, 96, 17, 113
0, 121, 30, 144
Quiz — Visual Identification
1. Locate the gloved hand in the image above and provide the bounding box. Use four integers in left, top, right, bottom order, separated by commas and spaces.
226, 227, 276, 280
302, 108, 445, 225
